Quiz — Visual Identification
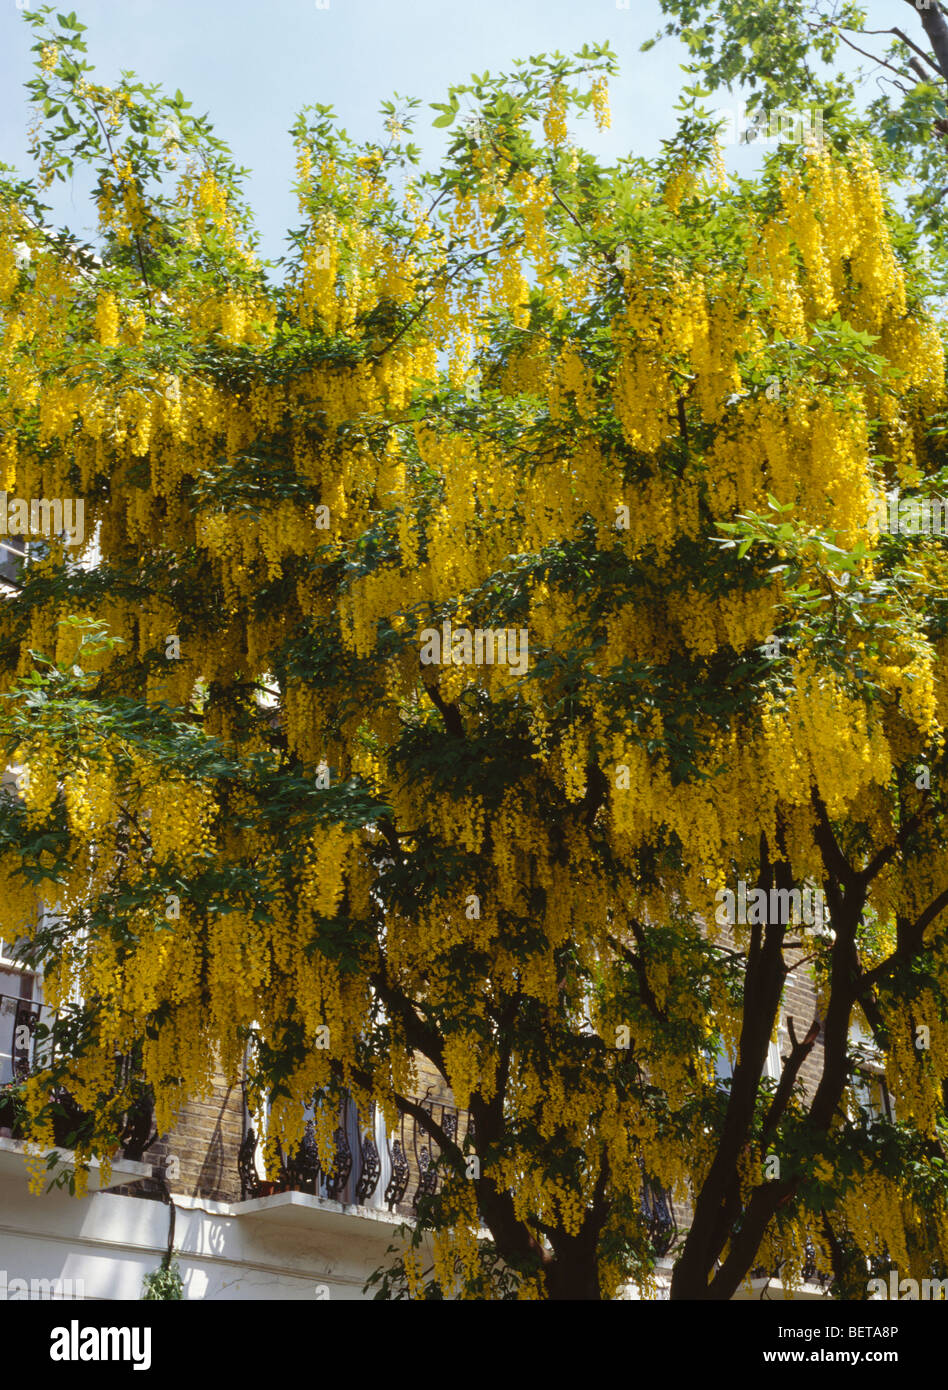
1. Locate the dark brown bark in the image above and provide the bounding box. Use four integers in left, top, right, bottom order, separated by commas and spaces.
670, 843, 790, 1297
902, 0, 948, 83
543, 1249, 602, 1300
422, 679, 464, 737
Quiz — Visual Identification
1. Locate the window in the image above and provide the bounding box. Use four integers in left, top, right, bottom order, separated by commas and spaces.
0, 859, 54, 1085
849, 1021, 894, 1123
0, 530, 94, 589
241, 1085, 471, 1218
245, 1089, 394, 1211
712, 1027, 784, 1085
766, 1028, 787, 1082
0, 536, 26, 588
0, 948, 42, 1085
294, 1091, 389, 1209
852, 1069, 893, 1124
713, 1045, 734, 1085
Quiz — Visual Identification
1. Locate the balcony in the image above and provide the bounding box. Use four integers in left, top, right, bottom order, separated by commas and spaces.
239, 1096, 679, 1265
641, 1178, 678, 1259
238, 1094, 473, 1218
748, 1237, 833, 1294
0, 991, 155, 1165
1, 987, 63, 1083
0, 991, 58, 1135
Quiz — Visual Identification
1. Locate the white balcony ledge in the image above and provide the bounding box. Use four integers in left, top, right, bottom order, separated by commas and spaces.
734, 1276, 829, 1300
0, 1135, 156, 1191
232, 1190, 407, 1239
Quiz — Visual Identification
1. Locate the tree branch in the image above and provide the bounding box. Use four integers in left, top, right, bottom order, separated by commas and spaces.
859, 803, 928, 888
811, 790, 859, 889
671, 844, 789, 1297
860, 25, 939, 73
606, 928, 668, 1024
903, 0, 948, 82
341, 1058, 464, 1169
369, 958, 449, 1076
422, 678, 464, 737
817, 22, 914, 80
759, 1015, 820, 1146
861, 884, 948, 992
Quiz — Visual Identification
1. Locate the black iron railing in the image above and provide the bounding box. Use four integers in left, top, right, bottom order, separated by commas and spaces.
239, 1093, 473, 1216
0, 992, 155, 1159
239, 1096, 680, 1261
749, 1237, 833, 1290
0, 992, 56, 1085
642, 1180, 678, 1258
801, 1238, 833, 1289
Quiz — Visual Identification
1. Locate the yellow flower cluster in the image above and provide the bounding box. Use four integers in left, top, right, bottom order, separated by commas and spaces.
839, 1165, 911, 1272
590, 77, 611, 131
543, 85, 567, 147
94, 293, 119, 347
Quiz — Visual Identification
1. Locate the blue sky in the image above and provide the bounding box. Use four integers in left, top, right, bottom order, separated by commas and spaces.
0, 0, 906, 264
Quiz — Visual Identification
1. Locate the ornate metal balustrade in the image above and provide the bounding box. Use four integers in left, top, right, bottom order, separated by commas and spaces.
641, 1179, 678, 1259
749, 1237, 833, 1291
238, 1094, 679, 1263
0, 991, 55, 1086
238, 1093, 473, 1216
801, 1238, 833, 1289
0, 993, 155, 1158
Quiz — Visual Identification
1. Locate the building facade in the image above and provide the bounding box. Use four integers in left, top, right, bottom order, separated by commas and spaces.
0, 922, 859, 1301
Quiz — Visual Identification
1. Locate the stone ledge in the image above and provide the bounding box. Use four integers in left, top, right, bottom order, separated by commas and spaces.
232, 1190, 408, 1240
0, 1136, 156, 1191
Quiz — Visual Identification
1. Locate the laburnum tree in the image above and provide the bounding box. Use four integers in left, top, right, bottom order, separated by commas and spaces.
4, 7, 948, 1301
651, 0, 948, 258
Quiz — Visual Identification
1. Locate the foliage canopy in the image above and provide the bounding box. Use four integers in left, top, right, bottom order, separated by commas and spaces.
3, 7, 948, 1299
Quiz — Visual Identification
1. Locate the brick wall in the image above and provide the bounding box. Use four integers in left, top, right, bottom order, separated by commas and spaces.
109, 1071, 244, 1204
781, 944, 825, 1098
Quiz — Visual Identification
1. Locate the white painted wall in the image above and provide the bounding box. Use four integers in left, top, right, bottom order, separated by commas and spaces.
0, 1153, 420, 1301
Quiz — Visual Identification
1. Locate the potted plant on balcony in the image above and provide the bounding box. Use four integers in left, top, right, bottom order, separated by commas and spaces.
0, 1080, 25, 1138
119, 1084, 157, 1162
48, 1089, 88, 1149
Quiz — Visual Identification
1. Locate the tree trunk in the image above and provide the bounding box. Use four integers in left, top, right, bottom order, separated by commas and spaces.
905, 0, 948, 84
544, 1257, 602, 1300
